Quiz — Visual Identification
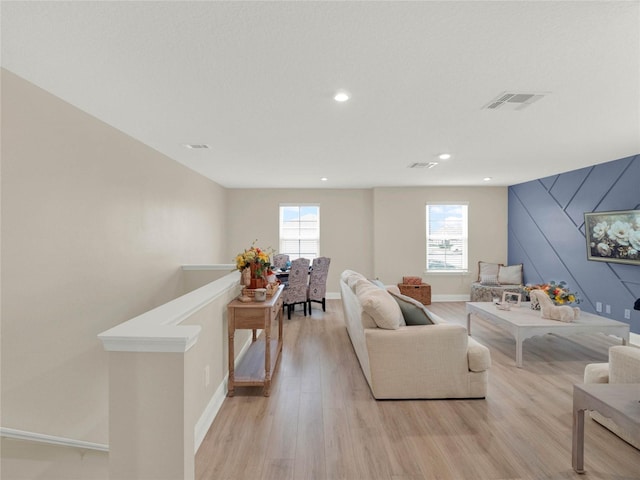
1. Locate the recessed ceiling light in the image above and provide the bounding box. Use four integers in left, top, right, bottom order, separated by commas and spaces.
438, 153, 451, 161
334, 91, 350, 102
483, 177, 492, 181
320, 177, 328, 182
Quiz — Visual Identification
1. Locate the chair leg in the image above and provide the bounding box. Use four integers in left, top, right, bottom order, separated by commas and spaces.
287, 305, 291, 320
303, 302, 307, 316
322, 298, 326, 312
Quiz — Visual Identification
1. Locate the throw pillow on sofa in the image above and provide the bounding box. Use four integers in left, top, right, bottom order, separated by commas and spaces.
389, 292, 434, 325
355, 280, 403, 329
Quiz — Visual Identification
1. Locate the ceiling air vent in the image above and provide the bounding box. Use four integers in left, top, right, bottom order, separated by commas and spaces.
408, 162, 438, 169
483, 92, 547, 111
182, 144, 210, 149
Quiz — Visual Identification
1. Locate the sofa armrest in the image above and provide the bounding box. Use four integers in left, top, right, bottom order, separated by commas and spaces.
584, 363, 609, 384
467, 336, 491, 372
609, 345, 640, 384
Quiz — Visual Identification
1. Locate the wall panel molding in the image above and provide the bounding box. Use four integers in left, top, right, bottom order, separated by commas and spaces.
509, 154, 640, 334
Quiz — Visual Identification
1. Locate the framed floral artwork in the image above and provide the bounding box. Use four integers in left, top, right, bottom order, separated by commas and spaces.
584, 210, 640, 265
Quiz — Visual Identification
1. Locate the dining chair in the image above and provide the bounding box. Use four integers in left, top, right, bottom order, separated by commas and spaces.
307, 256, 331, 312
281, 257, 310, 319
272, 254, 289, 270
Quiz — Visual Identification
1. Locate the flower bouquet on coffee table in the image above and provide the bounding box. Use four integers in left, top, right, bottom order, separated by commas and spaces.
524, 280, 579, 309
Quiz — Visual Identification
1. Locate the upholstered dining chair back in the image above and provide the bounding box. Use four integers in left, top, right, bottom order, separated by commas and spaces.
282, 257, 310, 319
308, 257, 331, 312
272, 254, 289, 269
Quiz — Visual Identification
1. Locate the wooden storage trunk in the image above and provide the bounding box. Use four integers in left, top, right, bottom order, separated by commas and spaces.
402, 276, 422, 285
398, 283, 431, 305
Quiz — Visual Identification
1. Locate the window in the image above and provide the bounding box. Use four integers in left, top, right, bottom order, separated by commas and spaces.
279, 205, 320, 260
426, 203, 468, 272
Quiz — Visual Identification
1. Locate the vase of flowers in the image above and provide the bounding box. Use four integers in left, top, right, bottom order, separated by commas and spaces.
525, 281, 579, 310
234, 241, 274, 289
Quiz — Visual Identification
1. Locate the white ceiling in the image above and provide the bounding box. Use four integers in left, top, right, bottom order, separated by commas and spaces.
2, 1, 639, 189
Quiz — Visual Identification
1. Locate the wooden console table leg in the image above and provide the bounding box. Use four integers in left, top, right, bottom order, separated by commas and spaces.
572, 405, 586, 473
228, 315, 235, 397
264, 313, 271, 397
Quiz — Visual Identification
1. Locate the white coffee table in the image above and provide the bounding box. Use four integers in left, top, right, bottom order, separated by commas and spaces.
466, 302, 629, 367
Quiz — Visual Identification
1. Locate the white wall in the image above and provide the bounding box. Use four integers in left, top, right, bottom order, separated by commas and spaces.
373, 186, 508, 298
1, 69, 227, 445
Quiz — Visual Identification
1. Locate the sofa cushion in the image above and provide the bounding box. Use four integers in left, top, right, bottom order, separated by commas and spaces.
609, 345, 640, 383
355, 281, 402, 330
498, 264, 523, 285
477, 261, 502, 281
389, 292, 434, 325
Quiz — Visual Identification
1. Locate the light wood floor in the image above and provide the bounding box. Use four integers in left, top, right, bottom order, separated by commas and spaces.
195, 301, 640, 480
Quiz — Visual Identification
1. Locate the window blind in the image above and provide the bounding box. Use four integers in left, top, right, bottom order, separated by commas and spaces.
279, 205, 320, 260
426, 204, 468, 272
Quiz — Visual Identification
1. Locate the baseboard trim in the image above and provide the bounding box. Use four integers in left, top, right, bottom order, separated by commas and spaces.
432, 294, 471, 302
193, 331, 258, 453
0, 427, 109, 452
194, 379, 227, 453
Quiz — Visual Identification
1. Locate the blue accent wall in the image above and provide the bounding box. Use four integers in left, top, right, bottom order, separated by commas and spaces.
508, 154, 640, 334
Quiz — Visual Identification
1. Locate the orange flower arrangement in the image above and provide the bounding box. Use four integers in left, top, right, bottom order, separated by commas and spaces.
525, 281, 579, 304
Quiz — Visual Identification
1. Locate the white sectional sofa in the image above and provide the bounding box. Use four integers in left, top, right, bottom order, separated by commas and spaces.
340, 270, 491, 399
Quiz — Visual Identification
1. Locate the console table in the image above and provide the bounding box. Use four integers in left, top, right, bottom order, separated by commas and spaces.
572, 383, 640, 473
227, 285, 284, 397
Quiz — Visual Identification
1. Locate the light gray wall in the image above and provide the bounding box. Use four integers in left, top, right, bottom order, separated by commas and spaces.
227, 186, 508, 298
1, 68, 510, 454
1, 69, 227, 444
226, 188, 374, 294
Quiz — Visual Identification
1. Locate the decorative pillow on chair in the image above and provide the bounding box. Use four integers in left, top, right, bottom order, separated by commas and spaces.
477, 261, 503, 282
480, 273, 500, 286
497, 264, 523, 285
389, 292, 434, 325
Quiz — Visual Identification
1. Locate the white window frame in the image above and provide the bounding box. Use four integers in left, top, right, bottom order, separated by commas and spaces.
279, 204, 320, 260
425, 203, 468, 273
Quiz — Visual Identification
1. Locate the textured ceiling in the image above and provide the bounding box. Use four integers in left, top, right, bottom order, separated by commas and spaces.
2, 1, 639, 188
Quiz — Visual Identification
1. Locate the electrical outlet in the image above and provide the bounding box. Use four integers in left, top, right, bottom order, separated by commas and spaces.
204, 365, 210, 387
624, 309, 631, 319
596, 302, 602, 312
605, 304, 611, 314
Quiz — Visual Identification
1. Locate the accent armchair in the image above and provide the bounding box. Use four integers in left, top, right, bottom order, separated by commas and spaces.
584, 345, 640, 449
